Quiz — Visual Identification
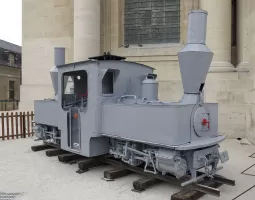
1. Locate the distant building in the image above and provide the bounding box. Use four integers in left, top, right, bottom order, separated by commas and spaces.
0, 39, 22, 111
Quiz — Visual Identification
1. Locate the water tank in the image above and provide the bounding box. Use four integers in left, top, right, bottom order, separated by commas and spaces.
142, 74, 158, 101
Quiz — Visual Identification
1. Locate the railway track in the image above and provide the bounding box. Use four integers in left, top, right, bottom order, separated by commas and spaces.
31, 144, 235, 200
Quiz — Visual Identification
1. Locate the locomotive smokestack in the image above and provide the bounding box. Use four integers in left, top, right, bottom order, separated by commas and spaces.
178, 10, 213, 103
50, 47, 65, 98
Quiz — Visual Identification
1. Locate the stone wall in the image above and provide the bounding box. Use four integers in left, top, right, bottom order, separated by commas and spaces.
246, 0, 255, 144
101, 0, 252, 139
20, 0, 74, 110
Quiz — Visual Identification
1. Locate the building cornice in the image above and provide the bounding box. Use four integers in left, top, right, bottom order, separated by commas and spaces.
0, 63, 21, 69
0, 73, 21, 78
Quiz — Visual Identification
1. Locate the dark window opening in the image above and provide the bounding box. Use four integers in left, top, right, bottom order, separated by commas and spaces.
8, 53, 15, 66
62, 70, 88, 109
102, 71, 114, 94
124, 0, 181, 45
9, 81, 15, 100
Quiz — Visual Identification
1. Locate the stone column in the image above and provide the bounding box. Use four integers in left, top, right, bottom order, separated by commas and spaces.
74, 0, 101, 62
200, 0, 234, 71
236, 0, 249, 71
19, 0, 73, 111
248, 0, 255, 144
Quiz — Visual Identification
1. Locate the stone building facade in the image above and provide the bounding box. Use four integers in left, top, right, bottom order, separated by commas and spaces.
21, 0, 255, 143
0, 40, 21, 111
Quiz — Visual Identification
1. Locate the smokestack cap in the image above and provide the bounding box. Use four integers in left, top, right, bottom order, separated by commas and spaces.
189, 10, 208, 14
187, 10, 208, 44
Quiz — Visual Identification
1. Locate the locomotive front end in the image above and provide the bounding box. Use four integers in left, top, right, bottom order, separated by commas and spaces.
106, 10, 229, 186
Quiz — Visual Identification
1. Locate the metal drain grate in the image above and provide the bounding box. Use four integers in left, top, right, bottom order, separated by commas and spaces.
0, 192, 22, 200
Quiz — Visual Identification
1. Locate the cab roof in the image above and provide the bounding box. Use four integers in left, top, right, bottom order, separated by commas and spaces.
56, 53, 154, 70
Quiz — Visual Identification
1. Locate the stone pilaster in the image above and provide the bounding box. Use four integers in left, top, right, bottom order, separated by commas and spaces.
236, 0, 250, 71
19, 0, 73, 110
200, 0, 234, 71
247, 0, 255, 144
73, 0, 100, 62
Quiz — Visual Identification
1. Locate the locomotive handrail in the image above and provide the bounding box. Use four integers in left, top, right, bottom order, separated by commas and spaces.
63, 98, 87, 109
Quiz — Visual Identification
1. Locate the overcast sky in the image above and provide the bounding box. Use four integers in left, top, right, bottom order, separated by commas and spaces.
0, 0, 22, 46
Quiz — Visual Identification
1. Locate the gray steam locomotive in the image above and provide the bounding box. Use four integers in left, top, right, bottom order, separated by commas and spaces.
33, 10, 229, 186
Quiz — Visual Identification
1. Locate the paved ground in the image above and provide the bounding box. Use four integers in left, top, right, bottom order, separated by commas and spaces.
0, 138, 255, 200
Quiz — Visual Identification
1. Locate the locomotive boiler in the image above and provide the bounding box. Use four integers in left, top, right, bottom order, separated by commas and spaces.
33, 10, 229, 186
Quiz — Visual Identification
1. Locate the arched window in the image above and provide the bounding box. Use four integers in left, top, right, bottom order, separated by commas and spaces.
124, 0, 180, 45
